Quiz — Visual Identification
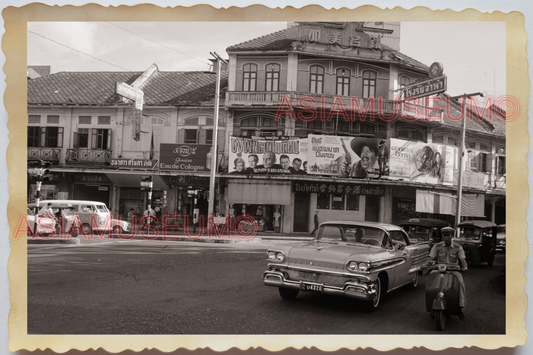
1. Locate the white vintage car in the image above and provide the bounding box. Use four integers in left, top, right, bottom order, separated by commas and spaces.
263, 221, 430, 311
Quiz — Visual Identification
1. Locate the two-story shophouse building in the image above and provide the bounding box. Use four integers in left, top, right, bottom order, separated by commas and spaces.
222, 22, 506, 233
27, 64, 230, 223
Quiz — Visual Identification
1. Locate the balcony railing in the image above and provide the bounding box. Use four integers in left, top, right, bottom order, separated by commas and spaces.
226, 91, 401, 115
27, 148, 61, 164
66, 149, 111, 164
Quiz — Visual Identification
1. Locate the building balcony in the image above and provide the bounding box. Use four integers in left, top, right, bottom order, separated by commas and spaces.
226, 91, 401, 116
27, 148, 61, 165
65, 149, 112, 165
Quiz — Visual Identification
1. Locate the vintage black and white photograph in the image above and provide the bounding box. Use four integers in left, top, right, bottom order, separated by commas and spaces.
9, 5, 528, 352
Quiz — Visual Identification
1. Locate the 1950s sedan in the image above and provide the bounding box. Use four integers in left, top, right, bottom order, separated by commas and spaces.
263, 221, 429, 311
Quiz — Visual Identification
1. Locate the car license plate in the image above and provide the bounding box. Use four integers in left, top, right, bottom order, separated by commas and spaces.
301, 283, 322, 292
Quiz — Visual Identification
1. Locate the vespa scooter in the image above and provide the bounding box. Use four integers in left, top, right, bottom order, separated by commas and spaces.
425, 264, 465, 331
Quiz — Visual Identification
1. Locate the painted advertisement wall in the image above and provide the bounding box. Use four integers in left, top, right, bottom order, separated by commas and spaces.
228, 137, 308, 175
307, 134, 389, 178
388, 138, 456, 185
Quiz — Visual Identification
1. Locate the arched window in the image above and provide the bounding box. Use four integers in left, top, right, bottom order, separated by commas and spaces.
309, 65, 325, 94
243, 64, 257, 92
362, 71, 377, 98
399, 76, 411, 87
265, 64, 280, 92
336, 68, 351, 96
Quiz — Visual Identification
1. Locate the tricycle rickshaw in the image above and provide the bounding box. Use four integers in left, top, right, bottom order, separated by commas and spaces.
453, 220, 497, 266
398, 218, 449, 249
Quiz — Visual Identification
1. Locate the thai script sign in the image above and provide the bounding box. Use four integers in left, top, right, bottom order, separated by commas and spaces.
388, 138, 456, 185
108, 158, 158, 169
403, 76, 447, 100
159, 144, 211, 172
293, 181, 384, 196
229, 137, 308, 175
307, 134, 389, 178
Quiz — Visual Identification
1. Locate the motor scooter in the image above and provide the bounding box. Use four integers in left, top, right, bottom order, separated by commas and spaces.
425, 264, 465, 331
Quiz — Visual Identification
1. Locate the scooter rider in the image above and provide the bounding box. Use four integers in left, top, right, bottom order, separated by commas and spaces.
423, 226, 468, 320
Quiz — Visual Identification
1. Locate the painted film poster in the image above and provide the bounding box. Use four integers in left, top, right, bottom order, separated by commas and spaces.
228, 137, 308, 175
388, 138, 456, 185
159, 143, 212, 172
307, 134, 390, 178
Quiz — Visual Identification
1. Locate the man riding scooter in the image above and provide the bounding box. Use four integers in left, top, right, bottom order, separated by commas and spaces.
423, 226, 468, 320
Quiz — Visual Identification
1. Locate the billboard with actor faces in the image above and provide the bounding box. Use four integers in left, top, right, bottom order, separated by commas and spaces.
388, 138, 457, 185
306, 134, 389, 178
228, 137, 308, 175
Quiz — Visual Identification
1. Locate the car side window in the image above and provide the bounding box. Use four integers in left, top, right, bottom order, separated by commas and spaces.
390, 231, 407, 248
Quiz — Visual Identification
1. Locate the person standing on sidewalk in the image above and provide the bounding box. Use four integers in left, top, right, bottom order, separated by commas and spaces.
311, 211, 319, 236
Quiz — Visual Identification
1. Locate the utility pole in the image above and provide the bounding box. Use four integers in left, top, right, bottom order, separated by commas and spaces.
28, 160, 50, 236
208, 52, 228, 218
451, 92, 484, 226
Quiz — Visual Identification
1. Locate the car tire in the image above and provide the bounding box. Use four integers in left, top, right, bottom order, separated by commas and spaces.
112, 226, 122, 236
365, 277, 382, 312
409, 272, 418, 290
278, 287, 299, 301
81, 223, 92, 235
488, 254, 495, 267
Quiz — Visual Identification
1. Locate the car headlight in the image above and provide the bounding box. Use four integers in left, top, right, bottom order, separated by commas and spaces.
347, 261, 358, 271
358, 262, 369, 271
267, 251, 285, 262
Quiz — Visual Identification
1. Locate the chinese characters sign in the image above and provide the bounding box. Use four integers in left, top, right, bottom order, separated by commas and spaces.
293, 182, 384, 196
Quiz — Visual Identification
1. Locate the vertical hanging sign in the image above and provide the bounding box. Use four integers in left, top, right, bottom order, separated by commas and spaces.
116, 82, 144, 141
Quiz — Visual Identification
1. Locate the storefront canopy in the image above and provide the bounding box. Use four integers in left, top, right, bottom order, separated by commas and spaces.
227, 180, 291, 205
104, 173, 169, 190
416, 189, 485, 217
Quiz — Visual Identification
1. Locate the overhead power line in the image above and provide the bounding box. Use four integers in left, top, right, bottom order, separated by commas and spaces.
107, 23, 212, 67
28, 31, 130, 71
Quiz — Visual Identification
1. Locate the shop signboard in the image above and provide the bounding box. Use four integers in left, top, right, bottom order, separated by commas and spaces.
307, 134, 389, 178
293, 181, 384, 196
228, 136, 308, 175
108, 158, 158, 170
159, 143, 212, 172
402, 76, 447, 100
388, 138, 456, 185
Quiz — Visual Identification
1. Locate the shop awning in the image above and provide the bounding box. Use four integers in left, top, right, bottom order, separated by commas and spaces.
416, 190, 485, 217
227, 180, 291, 205
104, 173, 169, 189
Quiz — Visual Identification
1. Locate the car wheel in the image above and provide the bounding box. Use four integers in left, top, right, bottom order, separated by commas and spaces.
112, 226, 122, 236
435, 310, 446, 331
488, 254, 495, 267
409, 272, 418, 290
365, 277, 382, 312
81, 223, 91, 235
278, 287, 299, 300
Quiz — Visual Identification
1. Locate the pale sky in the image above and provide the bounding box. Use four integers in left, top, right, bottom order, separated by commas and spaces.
27, 21, 506, 101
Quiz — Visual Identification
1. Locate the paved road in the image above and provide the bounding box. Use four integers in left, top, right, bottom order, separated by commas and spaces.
27, 240, 506, 334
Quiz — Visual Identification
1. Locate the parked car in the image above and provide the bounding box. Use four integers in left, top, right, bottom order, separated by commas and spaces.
27, 207, 56, 238
263, 221, 430, 311
28, 200, 131, 237
398, 218, 449, 249
453, 220, 497, 266
496, 224, 506, 252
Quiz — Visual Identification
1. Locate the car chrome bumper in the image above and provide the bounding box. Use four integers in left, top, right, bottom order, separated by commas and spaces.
263, 270, 376, 301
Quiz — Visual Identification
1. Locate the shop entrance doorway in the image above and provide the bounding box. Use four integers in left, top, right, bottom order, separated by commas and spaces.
294, 192, 310, 232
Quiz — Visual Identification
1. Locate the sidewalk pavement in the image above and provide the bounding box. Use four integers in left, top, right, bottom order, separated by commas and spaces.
27, 226, 314, 245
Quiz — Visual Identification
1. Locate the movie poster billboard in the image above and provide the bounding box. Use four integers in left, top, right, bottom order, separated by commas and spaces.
307, 134, 389, 178
159, 143, 212, 172
228, 137, 308, 175
388, 138, 456, 185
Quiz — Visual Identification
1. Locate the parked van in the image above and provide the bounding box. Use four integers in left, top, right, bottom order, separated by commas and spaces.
31, 200, 113, 234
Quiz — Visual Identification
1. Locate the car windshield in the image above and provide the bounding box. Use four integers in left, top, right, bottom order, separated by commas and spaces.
315, 224, 387, 247
403, 225, 431, 242
456, 226, 482, 241
95, 205, 109, 213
